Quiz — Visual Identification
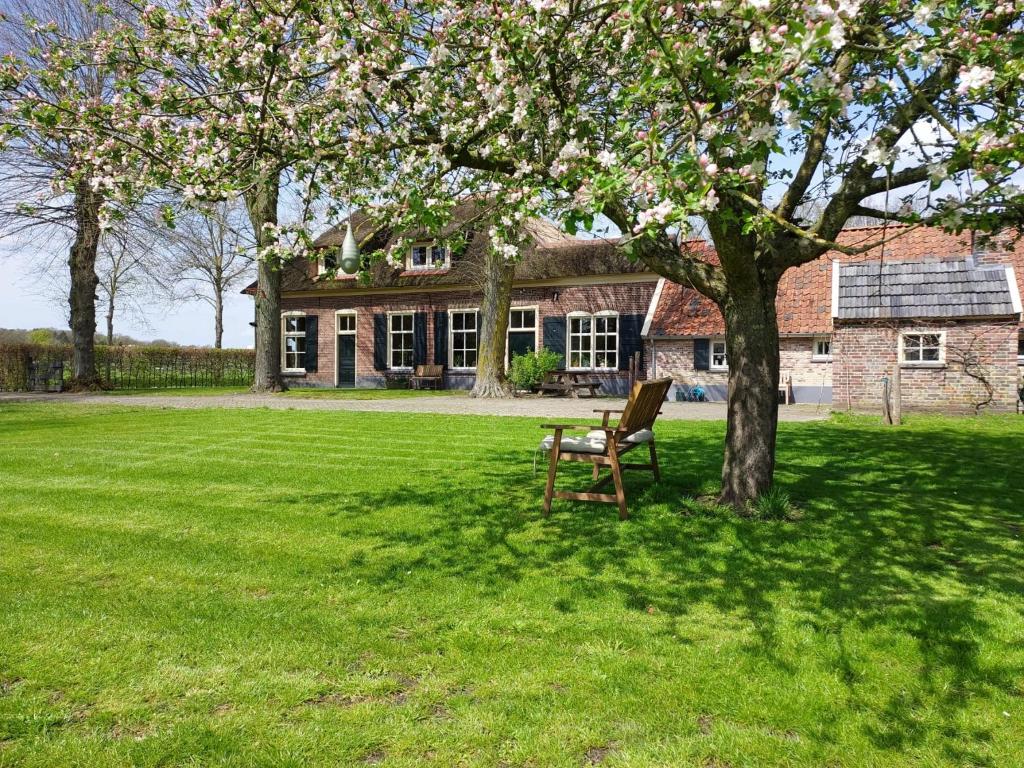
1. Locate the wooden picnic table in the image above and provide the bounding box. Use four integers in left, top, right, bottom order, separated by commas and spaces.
537, 370, 601, 398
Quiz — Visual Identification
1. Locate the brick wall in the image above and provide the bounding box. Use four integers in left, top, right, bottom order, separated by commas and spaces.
832, 320, 1020, 412
279, 279, 658, 389
647, 335, 833, 403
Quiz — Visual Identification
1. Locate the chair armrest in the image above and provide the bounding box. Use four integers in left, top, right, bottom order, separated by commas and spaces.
592, 409, 624, 414
539, 423, 589, 430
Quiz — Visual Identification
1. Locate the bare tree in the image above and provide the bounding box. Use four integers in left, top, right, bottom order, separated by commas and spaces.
158, 202, 254, 348
95, 223, 161, 345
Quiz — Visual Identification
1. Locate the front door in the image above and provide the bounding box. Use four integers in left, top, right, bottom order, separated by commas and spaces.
337, 335, 356, 388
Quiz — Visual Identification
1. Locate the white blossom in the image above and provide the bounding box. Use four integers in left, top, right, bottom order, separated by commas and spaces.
957, 65, 995, 95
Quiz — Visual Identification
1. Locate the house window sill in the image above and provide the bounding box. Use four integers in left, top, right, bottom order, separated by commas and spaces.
709, 367, 728, 373
283, 370, 307, 376
900, 362, 945, 369
811, 356, 833, 363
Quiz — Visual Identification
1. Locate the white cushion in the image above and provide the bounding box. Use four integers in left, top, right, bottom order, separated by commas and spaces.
623, 428, 654, 444
539, 432, 607, 454
586, 428, 653, 444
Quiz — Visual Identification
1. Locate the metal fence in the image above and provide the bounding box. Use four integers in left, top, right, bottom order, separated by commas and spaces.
0, 344, 255, 392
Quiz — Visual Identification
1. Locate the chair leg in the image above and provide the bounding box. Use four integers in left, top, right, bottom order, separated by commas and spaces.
543, 436, 562, 517
592, 463, 600, 481
607, 445, 629, 520
649, 439, 661, 482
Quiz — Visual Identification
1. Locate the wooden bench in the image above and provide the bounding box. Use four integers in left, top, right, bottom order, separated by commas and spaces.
410, 364, 444, 390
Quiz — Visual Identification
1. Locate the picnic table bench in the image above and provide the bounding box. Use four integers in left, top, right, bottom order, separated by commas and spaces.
537, 370, 601, 398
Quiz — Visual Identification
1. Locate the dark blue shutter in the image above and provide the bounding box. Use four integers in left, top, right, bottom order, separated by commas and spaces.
373, 314, 387, 370
413, 312, 427, 365
542, 316, 567, 368
433, 311, 448, 365
694, 338, 710, 370
618, 314, 644, 371
303, 314, 318, 372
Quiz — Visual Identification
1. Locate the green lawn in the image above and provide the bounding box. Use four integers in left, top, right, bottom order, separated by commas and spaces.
1, 405, 1022, 767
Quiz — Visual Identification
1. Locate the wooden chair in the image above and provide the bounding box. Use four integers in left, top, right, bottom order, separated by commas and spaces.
410, 364, 444, 390
539, 377, 673, 519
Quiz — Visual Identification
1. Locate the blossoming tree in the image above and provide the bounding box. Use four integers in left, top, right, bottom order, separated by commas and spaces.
315, 0, 1024, 505
0, 0, 129, 387
87, 0, 340, 391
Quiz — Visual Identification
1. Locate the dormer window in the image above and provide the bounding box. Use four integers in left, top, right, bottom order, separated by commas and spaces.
408, 242, 450, 271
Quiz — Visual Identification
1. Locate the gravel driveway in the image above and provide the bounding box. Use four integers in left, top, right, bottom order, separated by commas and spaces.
0, 391, 829, 421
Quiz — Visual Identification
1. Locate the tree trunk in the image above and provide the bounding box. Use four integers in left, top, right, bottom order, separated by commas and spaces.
68, 180, 102, 388
105, 298, 114, 345
718, 275, 781, 508
245, 173, 285, 392
214, 289, 224, 349
471, 247, 515, 398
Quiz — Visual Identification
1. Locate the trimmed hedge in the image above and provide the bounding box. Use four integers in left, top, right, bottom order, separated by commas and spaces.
0, 344, 255, 391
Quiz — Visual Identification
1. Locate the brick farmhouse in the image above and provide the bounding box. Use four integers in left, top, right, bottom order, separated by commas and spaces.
251, 218, 1024, 411
252, 207, 657, 394
646, 225, 1024, 411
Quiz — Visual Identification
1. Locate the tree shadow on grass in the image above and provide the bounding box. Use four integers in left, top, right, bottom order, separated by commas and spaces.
266, 418, 1024, 765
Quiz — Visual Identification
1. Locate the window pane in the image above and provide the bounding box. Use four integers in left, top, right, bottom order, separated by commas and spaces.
921, 334, 941, 347
922, 347, 940, 361
411, 246, 428, 267
285, 317, 305, 333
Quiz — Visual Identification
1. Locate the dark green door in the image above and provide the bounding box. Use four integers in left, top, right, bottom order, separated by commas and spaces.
337, 335, 356, 388
508, 331, 536, 366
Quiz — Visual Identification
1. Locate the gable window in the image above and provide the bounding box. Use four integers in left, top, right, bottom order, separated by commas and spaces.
282, 314, 306, 373
567, 311, 619, 371
408, 243, 450, 271
319, 250, 338, 274
900, 332, 944, 365
812, 335, 832, 362
388, 312, 414, 370
710, 339, 728, 371
450, 309, 478, 369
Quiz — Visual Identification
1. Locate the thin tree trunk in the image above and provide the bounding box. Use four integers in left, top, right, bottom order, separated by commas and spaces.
718, 275, 781, 508
106, 298, 114, 345
214, 289, 224, 349
68, 180, 102, 388
471, 247, 515, 398
245, 172, 285, 392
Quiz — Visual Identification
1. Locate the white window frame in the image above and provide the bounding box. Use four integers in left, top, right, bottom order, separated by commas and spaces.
566, 311, 620, 372
710, 339, 728, 371
387, 311, 415, 371
506, 305, 539, 362
593, 310, 619, 371
449, 308, 479, 371
566, 312, 595, 371
812, 335, 833, 362
334, 310, 357, 387
1018, 331, 1024, 366
281, 311, 307, 374
407, 242, 450, 271
899, 331, 946, 366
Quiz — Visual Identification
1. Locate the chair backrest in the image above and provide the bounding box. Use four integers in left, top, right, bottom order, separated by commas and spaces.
617, 378, 672, 434
415, 364, 443, 378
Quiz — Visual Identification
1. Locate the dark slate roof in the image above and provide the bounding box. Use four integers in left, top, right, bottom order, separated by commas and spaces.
836, 258, 1017, 320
